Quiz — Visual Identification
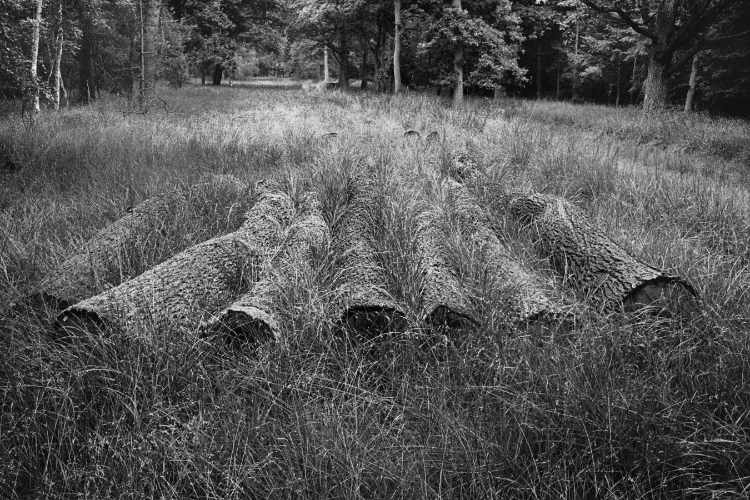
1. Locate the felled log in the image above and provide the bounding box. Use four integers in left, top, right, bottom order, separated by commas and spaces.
35, 173, 250, 309
332, 177, 406, 337
201, 192, 330, 343
508, 192, 698, 313
446, 150, 482, 183
55, 187, 294, 338
415, 206, 476, 328
444, 179, 568, 327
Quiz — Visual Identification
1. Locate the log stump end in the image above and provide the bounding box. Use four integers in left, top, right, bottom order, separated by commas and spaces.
339, 305, 407, 339
203, 306, 279, 345
424, 305, 477, 330
55, 307, 115, 339
624, 277, 699, 316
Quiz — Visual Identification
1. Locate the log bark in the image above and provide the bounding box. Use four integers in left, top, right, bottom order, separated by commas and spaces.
332, 177, 406, 337
36, 175, 250, 309
446, 150, 481, 183
56, 187, 294, 338
201, 192, 330, 343
445, 180, 567, 328
416, 205, 476, 328
508, 192, 698, 314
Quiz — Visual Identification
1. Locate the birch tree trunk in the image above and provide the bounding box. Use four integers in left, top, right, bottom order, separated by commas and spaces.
29, 0, 43, 113
52, 0, 63, 111
393, 0, 402, 94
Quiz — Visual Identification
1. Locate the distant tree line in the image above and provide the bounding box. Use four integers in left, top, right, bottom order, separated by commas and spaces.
1, 0, 748, 115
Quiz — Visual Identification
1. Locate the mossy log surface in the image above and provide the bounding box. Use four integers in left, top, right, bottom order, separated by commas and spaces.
56, 188, 293, 338
201, 192, 330, 343
332, 177, 406, 337
36, 174, 250, 309
415, 205, 476, 328
508, 192, 698, 313
444, 179, 568, 326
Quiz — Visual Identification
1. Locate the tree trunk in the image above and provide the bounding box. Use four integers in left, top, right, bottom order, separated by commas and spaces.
684, 52, 699, 112
416, 200, 476, 328
536, 41, 543, 100
57, 188, 293, 338
393, 0, 402, 94
201, 193, 329, 343
508, 192, 698, 315
52, 0, 64, 111
139, 0, 161, 103
446, 180, 568, 329
338, 29, 350, 90
29, 0, 43, 113
34, 175, 250, 310
360, 37, 368, 90
323, 46, 330, 82
452, 0, 463, 105
642, 50, 670, 112
629, 53, 638, 105
555, 65, 560, 99
78, 8, 95, 104
615, 57, 621, 107
571, 18, 579, 102
332, 176, 406, 337
212, 63, 223, 85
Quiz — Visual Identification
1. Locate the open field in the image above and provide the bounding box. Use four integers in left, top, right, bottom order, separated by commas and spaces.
1, 84, 750, 498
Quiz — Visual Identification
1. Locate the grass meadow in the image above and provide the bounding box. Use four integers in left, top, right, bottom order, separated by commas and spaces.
1, 83, 750, 498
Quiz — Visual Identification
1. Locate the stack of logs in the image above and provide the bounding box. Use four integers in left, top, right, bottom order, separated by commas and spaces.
31, 163, 697, 345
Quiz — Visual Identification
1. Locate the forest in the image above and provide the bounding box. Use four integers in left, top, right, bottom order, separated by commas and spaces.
2, 0, 750, 115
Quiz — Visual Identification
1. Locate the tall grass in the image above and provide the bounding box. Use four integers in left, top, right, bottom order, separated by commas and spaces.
1, 84, 749, 498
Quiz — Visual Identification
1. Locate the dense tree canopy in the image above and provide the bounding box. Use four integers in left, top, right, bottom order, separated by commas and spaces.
1, 0, 748, 115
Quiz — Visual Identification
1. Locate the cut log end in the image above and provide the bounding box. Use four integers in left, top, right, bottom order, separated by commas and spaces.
424, 305, 477, 330
204, 306, 279, 345
624, 277, 699, 316
339, 305, 407, 338
55, 307, 114, 339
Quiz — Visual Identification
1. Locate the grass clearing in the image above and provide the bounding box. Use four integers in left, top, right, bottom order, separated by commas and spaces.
1, 84, 750, 498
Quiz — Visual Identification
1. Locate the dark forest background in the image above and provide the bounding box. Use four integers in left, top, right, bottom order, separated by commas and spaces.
2, 0, 749, 116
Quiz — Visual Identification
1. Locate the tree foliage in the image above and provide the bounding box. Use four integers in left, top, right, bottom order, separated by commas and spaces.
0, 0, 748, 115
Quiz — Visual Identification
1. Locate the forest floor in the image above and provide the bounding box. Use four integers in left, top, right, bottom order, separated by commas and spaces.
1, 83, 750, 498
